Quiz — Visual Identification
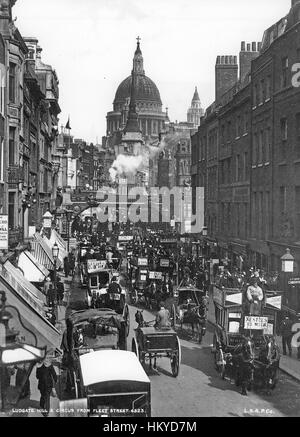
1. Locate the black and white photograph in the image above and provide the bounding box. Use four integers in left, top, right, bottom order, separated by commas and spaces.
0, 0, 299, 422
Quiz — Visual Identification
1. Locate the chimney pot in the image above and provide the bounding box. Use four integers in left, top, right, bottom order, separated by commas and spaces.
241, 41, 246, 51
257, 42, 262, 51
247, 43, 251, 51
252, 42, 256, 52
221, 56, 225, 64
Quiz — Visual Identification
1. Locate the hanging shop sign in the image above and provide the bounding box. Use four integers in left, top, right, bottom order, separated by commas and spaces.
0, 215, 8, 250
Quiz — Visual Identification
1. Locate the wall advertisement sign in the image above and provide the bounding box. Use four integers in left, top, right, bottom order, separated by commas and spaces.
0, 215, 8, 250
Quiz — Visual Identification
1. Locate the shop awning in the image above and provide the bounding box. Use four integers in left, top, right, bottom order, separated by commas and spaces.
31, 233, 62, 270
50, 229, 67, 251
18, 251, 50, 283
48, 230, 68, 263
0, 262, 60, 349
3, 261, 46, 305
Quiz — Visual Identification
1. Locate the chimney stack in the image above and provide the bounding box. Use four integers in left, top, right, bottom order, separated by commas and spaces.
215, 55, 238, 102
239, 41, 260, 82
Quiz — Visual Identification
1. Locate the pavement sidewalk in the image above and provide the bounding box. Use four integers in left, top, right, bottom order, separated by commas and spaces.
207, 286, 300, 382
11, 272, 74, 417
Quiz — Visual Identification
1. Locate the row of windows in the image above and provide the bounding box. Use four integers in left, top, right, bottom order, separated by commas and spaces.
220, 112, 250, 145
251, 191, 271, 240
219, 202, 249, 239
253, 76, 271, 108
252, 127, 271, 166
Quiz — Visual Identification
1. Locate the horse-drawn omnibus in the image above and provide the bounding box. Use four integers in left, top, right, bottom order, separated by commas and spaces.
129, 257, 149, 305
86, 259, 127, 316
212, 282, 282, 395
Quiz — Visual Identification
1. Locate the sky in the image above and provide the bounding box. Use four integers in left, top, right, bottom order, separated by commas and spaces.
14, 0, 290, 143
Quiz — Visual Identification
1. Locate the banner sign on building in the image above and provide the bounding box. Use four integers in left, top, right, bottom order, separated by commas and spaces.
149, 271, 163, 280
288, 278, 300, 285
160, 239, 178, 244
118, 236, 134, 242
160, 259, 170, 268
244, 316, 268, 330
87, 259, 107, 273
0, 215, 8, 250
138, 258, 148, 267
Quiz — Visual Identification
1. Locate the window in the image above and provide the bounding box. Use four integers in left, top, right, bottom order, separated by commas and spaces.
9, 63, 16, 103
40, 136, 44, 160
280, 118, 288, 141
236, 155, 239, 181
245, 203, 248, 238
265, 192, 270, 239
253, 84, 258, 107
9, 127, 15, 165
260, 80, 265, 103
8, 192, 15, 229
265, 128, 271, 163
244, 152, 249, 180
280, 186, 287, 214
244, 111, 249, 134
258, 130, 263, 164
296, 113, 300, 139
227, 121, 232, 142
39, 166, 44, 191
266, 76, 271, 100
236, 116, 241, 138
252, 133, 257, 165
281, 57, 289, 88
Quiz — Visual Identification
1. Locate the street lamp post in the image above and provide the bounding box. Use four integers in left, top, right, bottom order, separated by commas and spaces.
281, 248, 295, 313
52, 242, 59, 306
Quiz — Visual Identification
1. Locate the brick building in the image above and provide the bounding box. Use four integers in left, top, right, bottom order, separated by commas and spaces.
191, 0, 300, 314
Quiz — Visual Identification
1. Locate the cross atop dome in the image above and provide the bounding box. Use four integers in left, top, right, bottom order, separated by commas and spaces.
133, 37, 144, 74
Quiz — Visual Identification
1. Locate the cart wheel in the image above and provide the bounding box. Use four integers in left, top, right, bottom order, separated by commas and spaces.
215, 349, 226, 379
198, 326, 203, 344
171, 336, 181, 377
123, 304, 130, 337
211, 334, 218, 354
71, 370, 79, 399
132, 338, 139, 357
171, 304, 177, 329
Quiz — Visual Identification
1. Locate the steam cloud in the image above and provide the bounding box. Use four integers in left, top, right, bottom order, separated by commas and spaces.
109, 133, 183, 182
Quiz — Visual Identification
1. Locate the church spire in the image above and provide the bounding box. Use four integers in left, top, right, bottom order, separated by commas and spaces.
192, 86, 200, 103
133, 36, 145, 75
124, 70, 141, 134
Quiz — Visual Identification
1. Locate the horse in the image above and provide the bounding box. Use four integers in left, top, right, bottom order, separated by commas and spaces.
181, 297, 208, 343
232, 336, 255, 396
135, 309, 147, 327
256, 335, 280, 395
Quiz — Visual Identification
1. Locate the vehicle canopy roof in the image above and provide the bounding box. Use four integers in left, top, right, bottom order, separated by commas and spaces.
80, 350, 150, 386
69, 308, 125, 328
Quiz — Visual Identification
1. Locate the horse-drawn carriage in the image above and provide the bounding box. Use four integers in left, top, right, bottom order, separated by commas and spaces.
132, 312, 181, 378
212, 283, 281, 395
60, 307, 150, 417
86, 259, 127, 316
61, 307, 131, 402
171, 285, 208, 343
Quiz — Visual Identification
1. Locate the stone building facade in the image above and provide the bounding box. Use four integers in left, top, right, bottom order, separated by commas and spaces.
191, 0, 300, 314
